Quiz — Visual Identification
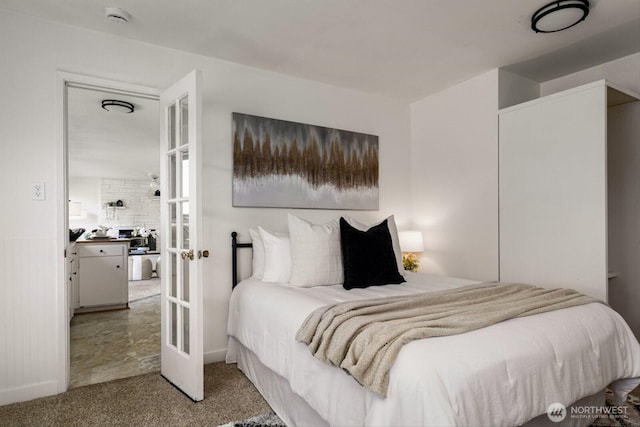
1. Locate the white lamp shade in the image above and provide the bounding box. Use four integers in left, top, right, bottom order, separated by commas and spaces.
398, 231, 424, 253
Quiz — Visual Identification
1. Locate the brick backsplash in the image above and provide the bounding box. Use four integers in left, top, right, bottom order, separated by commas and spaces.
100, 178, 160, 232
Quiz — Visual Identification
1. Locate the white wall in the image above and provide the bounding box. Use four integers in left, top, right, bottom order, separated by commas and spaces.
0, 9, 411, 404
69, 176, 161, 235
498, 69, 540, 109
409, 70, 499, 281
99, 178, 160, 231
541, 53, 640, 96
408, 55, 638, 286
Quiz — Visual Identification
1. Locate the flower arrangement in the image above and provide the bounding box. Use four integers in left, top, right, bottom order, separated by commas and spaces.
402, 253, 420, 272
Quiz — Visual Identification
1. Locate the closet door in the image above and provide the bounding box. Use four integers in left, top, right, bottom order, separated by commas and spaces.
499, 84, 608, 301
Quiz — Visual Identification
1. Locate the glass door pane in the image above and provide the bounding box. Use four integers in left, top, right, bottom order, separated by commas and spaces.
182, 254, 189, 302
170, 302, 177, 347
182, 306, 190, 354
168, 154, 177, 199
180, 96, 189, 147
181, 151, 189, 198
168, 103, 176, 150
169, 252, 177, 298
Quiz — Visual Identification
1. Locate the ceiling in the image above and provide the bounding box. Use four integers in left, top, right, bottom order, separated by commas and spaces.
67, 86, 159, 180
1, 0, 638, 101
3, 0, 638, 179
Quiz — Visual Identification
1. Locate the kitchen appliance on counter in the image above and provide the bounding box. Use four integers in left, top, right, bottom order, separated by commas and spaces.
119, 228, 157, 253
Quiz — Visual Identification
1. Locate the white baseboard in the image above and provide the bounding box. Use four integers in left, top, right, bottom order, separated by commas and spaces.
204, 348, 227, 364
0, 380, 59, 406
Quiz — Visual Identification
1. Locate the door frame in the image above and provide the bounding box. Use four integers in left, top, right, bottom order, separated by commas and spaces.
55, 71, 161, 391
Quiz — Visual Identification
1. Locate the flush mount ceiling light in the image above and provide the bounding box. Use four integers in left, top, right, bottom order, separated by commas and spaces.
531, 0, 590, 33
101, 99, 135, 113
105, 6, 130, 24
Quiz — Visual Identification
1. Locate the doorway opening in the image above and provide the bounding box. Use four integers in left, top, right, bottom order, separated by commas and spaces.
59, 70, 203, 400
61, 74, 161, 389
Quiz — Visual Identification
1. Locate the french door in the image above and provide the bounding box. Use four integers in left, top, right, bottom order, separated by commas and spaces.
159, 70, 204, 401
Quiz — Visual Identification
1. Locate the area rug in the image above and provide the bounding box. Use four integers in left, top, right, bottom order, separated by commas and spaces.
218, 411, 285, 427
590, 388, 640, 427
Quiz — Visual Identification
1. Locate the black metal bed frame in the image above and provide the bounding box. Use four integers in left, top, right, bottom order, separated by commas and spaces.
231, 231, 252, 289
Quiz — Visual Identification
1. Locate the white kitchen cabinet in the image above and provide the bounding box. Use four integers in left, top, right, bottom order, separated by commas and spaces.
76, 241, 129, 312
499, 80, 639, 304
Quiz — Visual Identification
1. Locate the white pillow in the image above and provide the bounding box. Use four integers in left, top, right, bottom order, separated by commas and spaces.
248, 228, 265, 279
258, 227, 291, 283
344, 215, 405, 277
287, 214, 343, 287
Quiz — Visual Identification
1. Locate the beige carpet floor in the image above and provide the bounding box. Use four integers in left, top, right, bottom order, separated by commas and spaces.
0, 362, 271, 427
2, 363, 639, 427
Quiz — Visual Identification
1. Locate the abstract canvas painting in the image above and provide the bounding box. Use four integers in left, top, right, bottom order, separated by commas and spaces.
232, 113, 379, 210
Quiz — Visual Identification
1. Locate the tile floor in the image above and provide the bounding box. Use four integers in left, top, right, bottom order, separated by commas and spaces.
69, 279, 161, 388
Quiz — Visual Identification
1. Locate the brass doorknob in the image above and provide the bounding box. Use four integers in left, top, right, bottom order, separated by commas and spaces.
181, 249, 194, 260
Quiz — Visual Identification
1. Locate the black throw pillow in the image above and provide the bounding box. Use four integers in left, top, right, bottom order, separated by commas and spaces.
339, 217, 405, 290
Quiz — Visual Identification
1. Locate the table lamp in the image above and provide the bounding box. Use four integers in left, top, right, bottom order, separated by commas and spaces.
398, 230, 424, 272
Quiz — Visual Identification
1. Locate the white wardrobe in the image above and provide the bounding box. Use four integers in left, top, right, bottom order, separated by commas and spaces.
499, 80, 639, 320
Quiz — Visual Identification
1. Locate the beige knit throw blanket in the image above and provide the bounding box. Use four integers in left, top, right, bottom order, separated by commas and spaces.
296, 282, 599, 397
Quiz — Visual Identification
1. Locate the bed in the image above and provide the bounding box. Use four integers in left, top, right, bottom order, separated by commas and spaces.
225, 217, 640, 427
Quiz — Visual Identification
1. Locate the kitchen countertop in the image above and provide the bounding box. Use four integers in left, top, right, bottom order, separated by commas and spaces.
75, 238, 132, 244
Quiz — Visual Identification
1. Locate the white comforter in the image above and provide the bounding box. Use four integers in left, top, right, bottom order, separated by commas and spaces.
226, 274, 640, 426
